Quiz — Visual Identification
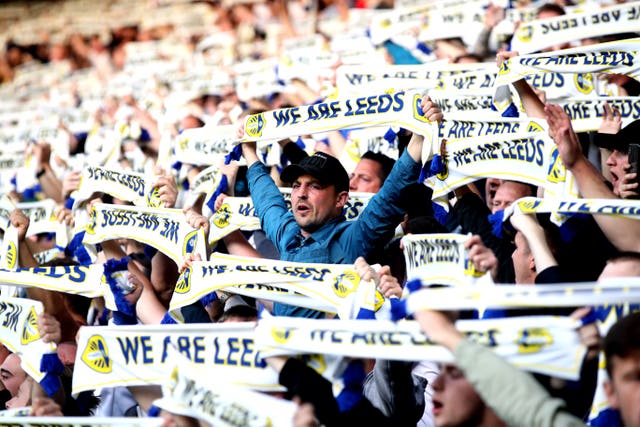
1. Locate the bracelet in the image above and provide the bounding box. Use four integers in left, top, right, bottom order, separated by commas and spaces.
36, 168, 46, 179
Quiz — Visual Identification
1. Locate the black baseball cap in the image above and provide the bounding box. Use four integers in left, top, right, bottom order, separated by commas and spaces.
280, 153, 350, 192
594, 119, 640, 152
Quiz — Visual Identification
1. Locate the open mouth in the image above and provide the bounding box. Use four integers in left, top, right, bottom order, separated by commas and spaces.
432, 399, 443, 415
296, 204, 310, 214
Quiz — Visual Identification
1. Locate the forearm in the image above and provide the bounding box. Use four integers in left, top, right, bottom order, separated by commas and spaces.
241, 143, 260, 167
513, 79, 545, 119
406, 132, 424, 163
127, 385, 162, 414
571, 156, 640, 251
455, 340, 584, 427
326, 131, 346, 157
352, 150, 420, 254
151, 251, 179, 306
521, 224, 557, 272
37, 168, 64, 203
136, 279, 167, 324
222, 230, 261, 258
246, 162, 291, 245
18, 240, 38, 268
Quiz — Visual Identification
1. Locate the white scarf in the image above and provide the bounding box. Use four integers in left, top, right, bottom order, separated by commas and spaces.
222, 284, 336, 313
156, 346, 296, 427
255, 315, 586, 380
346, 127, 400, 160
557, 96, 640, 132
0, 406, 32, 417
335, 63, 493, 95
496, 38, 640, 87
0, 264, 104, 297
73, 166, 162, 208
189, 165, 222, 197
32, 247, 64, 265
417, 0, 487, 44
439, 117, 547, 141
511, 3, 640, 54
0, 297, 56, 384
233, 58, 281, 100
241, 91, 439, 143
17, 199, 70, 247
0, 264, 123, 313
368, 5, 430, 45
369, 1, 488, 45
83, 203, 207, 266
168, 254, 386, 320
425, 131, 579, 200
0, 195, 15, 231
208, 190, 373, 245
535, 71, 605, 98
208, 196, 261, 245
174, 125, 236, 166
402, 233, 494, 286
276, 49, 337, 86
504, 197, 640, 224
0, 225, 18, 273
428, 90, 496, 117
437, 69, 497, 92
0, 417, 162, 426
400, 279, 640, 312
72, 322, 282, 396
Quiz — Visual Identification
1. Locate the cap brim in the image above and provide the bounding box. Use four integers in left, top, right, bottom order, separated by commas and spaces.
594, 133, 628, 151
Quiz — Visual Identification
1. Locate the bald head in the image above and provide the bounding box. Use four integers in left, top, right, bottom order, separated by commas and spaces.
491, 181, 534, 213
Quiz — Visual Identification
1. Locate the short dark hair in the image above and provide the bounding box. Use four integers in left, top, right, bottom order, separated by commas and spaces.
129, 251, 152, 279
361, 151, 395, 182
608, 251, 640, 264
537, 3, 565, 17
453, 53, 484, 63
219, 304, 258, 322
604, 311, 640, 378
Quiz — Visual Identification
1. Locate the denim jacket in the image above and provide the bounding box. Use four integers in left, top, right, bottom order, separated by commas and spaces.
246, 150, 421, 317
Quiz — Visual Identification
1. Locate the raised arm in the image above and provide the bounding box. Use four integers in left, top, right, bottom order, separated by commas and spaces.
345, 95, 442, 259
497, 51, 545, 119
510, 214, 558, 274
415, 310, 585, 427
545, 103, 640, 251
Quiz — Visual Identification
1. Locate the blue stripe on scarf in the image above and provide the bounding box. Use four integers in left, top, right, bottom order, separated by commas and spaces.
103, 257, 135, 317
336, 360, 366, 412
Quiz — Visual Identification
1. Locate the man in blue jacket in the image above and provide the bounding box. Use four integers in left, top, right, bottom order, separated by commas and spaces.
239, 96, 442, 317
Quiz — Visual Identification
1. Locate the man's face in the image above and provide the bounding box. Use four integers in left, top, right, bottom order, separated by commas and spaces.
512, 231, 533, 284
485, 178, 502, 210
492, 181, 531, 213
599, 258, 640, 427
5, 377, 32, 409
605, 351, 640, 427
349, 159, 383, 193
432, 364, 486, 427
291, 175, 346, 237
0, 354, 26, 397
606, 149, 629, 196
